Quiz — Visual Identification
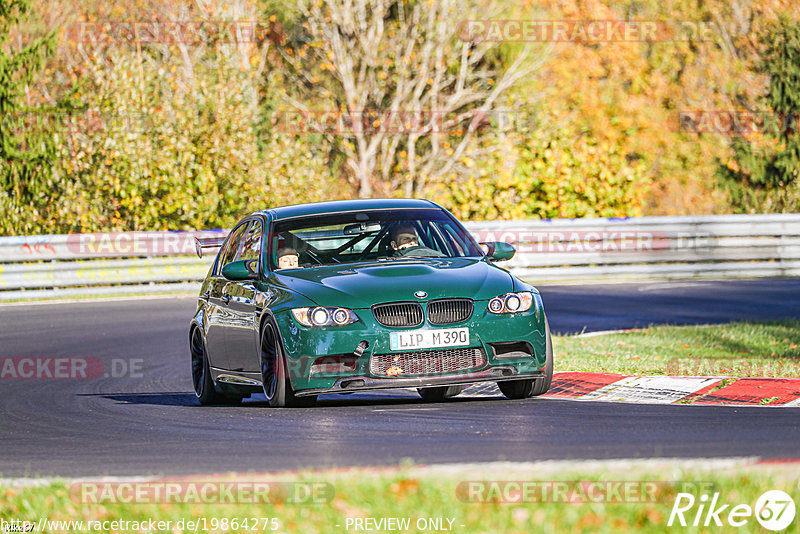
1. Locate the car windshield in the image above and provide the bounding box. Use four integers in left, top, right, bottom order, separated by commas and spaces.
268, 208, 482, 269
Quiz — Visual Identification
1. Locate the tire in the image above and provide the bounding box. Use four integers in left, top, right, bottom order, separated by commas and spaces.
191, 327, 241, 405
497, 378, 535, 399
530, 316, 554, 396
497, 316, 554, 399
417, 385, 464, 401
260, 318, 317, 408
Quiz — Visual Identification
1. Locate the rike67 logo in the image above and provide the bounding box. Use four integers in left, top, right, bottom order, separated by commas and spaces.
669, 490, 795, 531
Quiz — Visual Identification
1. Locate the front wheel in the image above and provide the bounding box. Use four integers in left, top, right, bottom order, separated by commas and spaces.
417, 385, 464, 402
530, 316, 554, 396
497, 379, 535, 399
260, 319, 317, 408
498, 316, 554, 399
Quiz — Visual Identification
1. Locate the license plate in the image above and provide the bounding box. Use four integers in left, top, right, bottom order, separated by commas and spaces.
389, 328, 469, 351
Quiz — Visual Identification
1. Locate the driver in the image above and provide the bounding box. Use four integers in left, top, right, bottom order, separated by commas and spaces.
276, 247, 299, 269
390, 224, 444, 258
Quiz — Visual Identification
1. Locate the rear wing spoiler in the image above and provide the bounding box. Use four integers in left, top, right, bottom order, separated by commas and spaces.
194, 234, 227, 258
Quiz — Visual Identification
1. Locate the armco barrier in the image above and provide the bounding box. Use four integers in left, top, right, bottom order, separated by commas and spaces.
0, 214, 798, 300
471, 213, 800, 281
0, 231, 220, 301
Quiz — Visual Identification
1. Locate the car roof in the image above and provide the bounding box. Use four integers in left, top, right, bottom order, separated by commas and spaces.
255, 198, 442, 221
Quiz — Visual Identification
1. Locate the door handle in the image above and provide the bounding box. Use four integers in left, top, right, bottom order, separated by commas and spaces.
221, 295, 231, 304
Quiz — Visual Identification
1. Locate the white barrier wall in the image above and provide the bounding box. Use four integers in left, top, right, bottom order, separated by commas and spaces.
468, 214, 800, 281
1, 214, 798, 300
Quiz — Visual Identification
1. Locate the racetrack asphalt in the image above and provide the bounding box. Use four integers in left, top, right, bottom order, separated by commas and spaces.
1, 278, 799, 477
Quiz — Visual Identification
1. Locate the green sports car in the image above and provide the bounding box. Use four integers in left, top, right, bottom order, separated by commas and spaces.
189, 198, 553, 407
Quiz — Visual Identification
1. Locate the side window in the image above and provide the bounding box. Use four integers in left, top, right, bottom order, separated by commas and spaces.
236, 220, 263, 263
216, 222, 249, 274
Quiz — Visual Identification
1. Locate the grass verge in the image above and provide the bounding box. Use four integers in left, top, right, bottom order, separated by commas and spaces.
1, 461, 798, 533
554, 320, 800, 377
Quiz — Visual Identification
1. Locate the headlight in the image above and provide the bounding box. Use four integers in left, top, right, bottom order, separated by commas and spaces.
292, 307, 359, 327
487, 292, 533, 314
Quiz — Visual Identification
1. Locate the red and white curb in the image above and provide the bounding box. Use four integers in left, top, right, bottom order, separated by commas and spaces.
462, 372, 800, 406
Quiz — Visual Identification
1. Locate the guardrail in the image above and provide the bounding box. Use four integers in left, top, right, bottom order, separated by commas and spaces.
0, 231, 221, 301
469, 213, 800, 281
0, 214, 798, 300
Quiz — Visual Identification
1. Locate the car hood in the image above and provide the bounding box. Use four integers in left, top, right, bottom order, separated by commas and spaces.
272, 258, 514, 308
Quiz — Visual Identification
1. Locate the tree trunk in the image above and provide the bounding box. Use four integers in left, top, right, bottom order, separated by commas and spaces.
355, 157, 372, 198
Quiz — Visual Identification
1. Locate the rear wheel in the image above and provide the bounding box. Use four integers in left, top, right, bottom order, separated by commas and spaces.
498, 316, 553, 399
191, 327, 241, 405
417, 385, 464, 402
260, 319, 316, 408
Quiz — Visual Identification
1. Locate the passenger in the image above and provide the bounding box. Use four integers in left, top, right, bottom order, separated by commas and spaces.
276, 247, 300, 269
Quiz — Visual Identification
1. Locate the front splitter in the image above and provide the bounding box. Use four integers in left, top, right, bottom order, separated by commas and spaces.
295, 367, 545, 396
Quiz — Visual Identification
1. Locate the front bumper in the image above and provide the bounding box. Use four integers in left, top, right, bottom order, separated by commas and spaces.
275, 301, 548, 393
295, 367, 546, 397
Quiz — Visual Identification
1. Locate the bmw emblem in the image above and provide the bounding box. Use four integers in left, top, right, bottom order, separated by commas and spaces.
414, 290, 428, 299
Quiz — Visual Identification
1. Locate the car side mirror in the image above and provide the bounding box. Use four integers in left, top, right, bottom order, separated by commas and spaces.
479, 241, 516, 262
222, 259, 258, 280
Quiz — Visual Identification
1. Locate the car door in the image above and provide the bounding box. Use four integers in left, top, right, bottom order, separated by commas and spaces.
225, 218, 264, 372
205, 221, 249, 371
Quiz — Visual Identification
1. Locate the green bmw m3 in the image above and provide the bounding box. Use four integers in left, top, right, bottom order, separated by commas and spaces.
189, 198, 553, 407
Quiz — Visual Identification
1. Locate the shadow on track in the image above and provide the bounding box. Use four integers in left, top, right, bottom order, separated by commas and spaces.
79, 392, 198, 406
80, 391, 511, 408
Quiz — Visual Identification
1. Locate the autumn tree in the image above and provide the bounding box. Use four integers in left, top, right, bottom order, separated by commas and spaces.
0, 0, 62, 233
279, 0, 546, 198
717, 14, 800, 212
